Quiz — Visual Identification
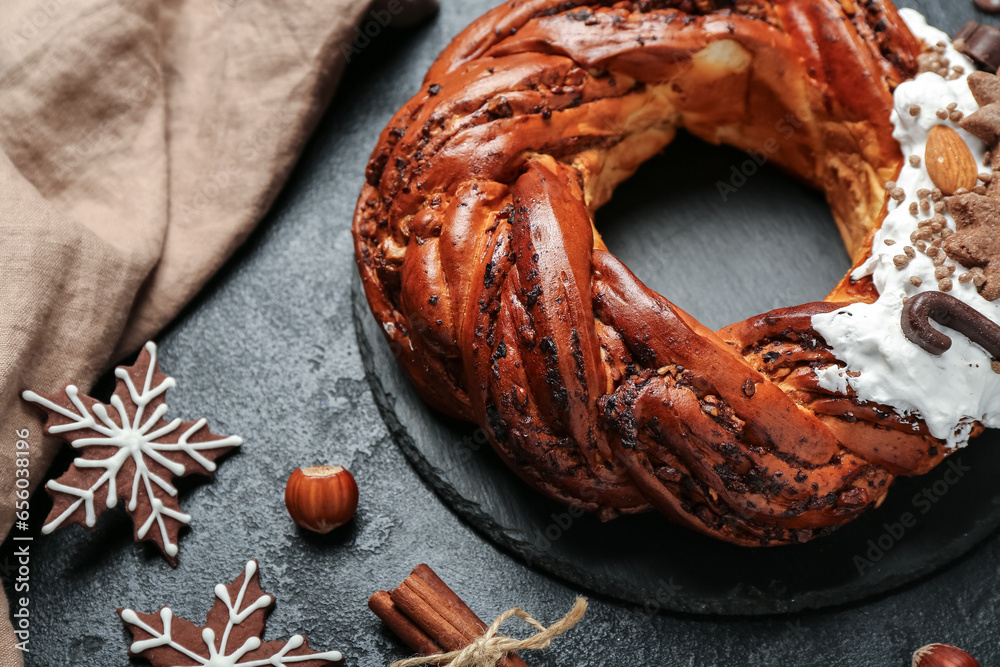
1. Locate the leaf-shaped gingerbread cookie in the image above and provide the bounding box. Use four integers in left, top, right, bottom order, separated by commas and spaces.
22, 341, 242, 565
120, 560, 344, 666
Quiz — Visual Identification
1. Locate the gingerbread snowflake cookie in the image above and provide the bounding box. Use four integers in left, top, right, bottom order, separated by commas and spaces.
22, 341, 242, 565
120, 560, 344, 666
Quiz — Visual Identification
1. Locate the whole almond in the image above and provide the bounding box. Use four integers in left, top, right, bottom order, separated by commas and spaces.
925, 125, 979, 195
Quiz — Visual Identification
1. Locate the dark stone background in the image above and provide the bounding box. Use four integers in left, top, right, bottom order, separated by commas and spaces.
8, 1, 1000, 665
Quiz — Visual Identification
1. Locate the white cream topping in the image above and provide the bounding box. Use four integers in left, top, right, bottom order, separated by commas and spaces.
812, 9, 1000, 448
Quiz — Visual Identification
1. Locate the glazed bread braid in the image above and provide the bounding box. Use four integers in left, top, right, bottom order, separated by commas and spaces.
353, 0, 947, 545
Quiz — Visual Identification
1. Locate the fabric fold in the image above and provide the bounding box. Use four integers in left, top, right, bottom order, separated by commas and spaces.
0, 0, 438, 663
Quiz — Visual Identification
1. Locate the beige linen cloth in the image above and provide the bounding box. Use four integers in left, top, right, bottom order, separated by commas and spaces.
0, 0, 437, 663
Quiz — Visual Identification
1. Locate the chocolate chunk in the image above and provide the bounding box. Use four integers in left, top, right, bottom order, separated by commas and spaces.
954, 22, 1000, 73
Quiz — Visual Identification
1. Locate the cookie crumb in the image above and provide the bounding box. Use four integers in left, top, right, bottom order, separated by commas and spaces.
972, 267, 987, 287
894, 254, 911, 269
910, 276, 923, 287
909, 105, 922, 117
939, 278, 954, 291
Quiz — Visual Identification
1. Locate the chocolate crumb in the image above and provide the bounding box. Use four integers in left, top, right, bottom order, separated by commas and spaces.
932, 188, 944, 201
935, 201, 946, 213
891, 187, 906, 202
937, 108, 949, 119
910, 104, 922, 117
910, 276, 924, 287
894, 255, 911, 269
974, 184, 988, 195
948, 102, 959, 111
993, 360, 1000, 375
935, 266, 952, 279
920, 199, 931, 211
910, 202, 920, 215
916, 240, 928, 252
939, 278, 954, 291
980, 172, 994, 183
910, 155, 922, 167
951, 110, 965, 122
959, 272, 973, 284
934, 252, 947, 267
884, 239, 897, 246
917, 188, 931, 199
905, 245, 917, 259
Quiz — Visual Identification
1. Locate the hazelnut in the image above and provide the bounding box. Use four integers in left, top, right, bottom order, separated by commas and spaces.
285, 466, 359, 534
912, 643, 979, 667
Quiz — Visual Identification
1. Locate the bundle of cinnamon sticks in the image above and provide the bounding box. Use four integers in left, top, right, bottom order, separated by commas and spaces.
369, 564, 530, 667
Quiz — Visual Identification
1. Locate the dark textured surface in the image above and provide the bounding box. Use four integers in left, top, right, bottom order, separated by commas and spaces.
9, 1, 1000, 665
356, 258, 1000, 615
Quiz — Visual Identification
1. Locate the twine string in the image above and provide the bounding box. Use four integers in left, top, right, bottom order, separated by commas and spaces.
389, 597, 588, 667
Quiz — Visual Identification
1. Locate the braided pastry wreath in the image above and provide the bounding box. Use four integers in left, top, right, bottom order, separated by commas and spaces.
353, 0, 998, 546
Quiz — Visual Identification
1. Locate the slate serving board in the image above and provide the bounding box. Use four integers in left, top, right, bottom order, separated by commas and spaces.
11, 1, 1000, 665
352, 1, 1000, 616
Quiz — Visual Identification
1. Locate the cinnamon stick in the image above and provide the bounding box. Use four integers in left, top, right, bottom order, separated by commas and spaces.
368, 590, 443, 657
391, 580, 471, 652
369, 564, 531, 667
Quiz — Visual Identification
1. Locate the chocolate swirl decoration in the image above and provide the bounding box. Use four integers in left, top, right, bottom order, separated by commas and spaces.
353, 0, 957, 546
902, 291, 1000, 359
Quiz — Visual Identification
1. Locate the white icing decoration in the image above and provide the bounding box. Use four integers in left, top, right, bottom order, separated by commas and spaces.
812, 10, 1000, 448
22, 341, 243, 556
120, 561, 343, 666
